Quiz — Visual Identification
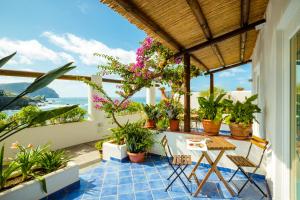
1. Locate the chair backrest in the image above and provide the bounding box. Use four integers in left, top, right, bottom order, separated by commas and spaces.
246, 135, 269, 167
161, 135, 173, 158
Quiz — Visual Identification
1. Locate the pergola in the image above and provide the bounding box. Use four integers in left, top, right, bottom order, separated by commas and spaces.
100, 0, 268, 132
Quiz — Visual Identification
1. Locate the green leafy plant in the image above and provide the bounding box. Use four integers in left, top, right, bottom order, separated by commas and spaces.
95, 138, 111, 151
110, 127, 125, 145
122, 122, 155, 153
156, 118, 169, 131
198, 93, 226, 121
50, 107, 87, 124
223, 94, 261, 126
142, 104, 159, 121
38, 150, 70, 173
0, 146, 19, 190
12, 143, 48, 181
164, 100, 182, 120
199, 87, 226, 98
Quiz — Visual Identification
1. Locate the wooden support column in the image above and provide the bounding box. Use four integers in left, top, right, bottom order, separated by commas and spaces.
183, 53, 191, 132
210, 73, 214, 95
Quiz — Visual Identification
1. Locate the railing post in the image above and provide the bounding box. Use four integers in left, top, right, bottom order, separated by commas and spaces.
184, 53, 191, 132
88, 75, 103, 121
210, 73, 214, 95
146, 86, 156, 105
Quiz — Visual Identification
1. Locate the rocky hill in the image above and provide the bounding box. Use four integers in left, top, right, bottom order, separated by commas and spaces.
0, 82, 59, 98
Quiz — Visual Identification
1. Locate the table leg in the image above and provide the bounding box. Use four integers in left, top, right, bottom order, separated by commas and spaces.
188, 153, 204, 180
193, 151, 224, 197
203, 151, 235, 196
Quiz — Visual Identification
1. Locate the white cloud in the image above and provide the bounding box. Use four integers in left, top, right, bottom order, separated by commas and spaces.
0, 38, 74, 66
218, 67, 246, 78
42, 31, 136, 66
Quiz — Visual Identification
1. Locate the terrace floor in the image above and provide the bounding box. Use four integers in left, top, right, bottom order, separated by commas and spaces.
46, 155, 269, 200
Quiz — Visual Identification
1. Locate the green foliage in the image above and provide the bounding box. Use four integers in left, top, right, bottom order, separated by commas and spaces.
0, 52, 16, 68
126, 102, 143, 113
9, 105, 42, 126
122, 122, 155, 153
0, 145, 19, 190
223, 94, 261, 125
95, 137, 112, 151
13, 144, 48, 181
198, 93, 226, 121
50, 107, 87, 124
199, 87, 226, 98
158, 100, 182, 120
110, 127, 125, 145
142, 104, 160, 121
38, 150, 70, 173
156, 118, 169, 131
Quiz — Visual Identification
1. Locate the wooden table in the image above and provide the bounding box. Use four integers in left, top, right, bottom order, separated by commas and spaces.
187, 136, 236, 197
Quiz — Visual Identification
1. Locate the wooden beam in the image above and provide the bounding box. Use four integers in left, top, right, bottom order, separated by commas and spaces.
205, 60, 251, 75
175, 19, 266, 57
186, 0, 225, 66
191, 55, 209, 70
210, 73, 214, 95
183, 53, 191, 132
240, 0, 250, 62
0, 69, 123, 84
111, 0, 208, 70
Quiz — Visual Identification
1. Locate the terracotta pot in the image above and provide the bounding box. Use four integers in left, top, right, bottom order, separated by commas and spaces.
169, 119, 180, 131
229, 123, 252, 140
202, 119, 221, 136
145, 119, 156, 129
127, 152, 145, 163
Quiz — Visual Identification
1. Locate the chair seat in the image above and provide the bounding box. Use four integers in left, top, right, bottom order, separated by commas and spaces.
227, 155, 256, 167
172, 155, 192, 165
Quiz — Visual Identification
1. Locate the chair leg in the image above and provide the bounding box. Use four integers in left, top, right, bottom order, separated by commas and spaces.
239, 168, 267, 197
166, 165, 191, 194
167, 166, 180, 180
228, 168, 239, 182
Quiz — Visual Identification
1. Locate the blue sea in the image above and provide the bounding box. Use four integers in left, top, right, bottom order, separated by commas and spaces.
3, 96, 157, 116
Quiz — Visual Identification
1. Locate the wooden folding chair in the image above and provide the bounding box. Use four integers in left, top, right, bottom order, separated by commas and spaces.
227, 136, 268, 197
161, 135, 192, 193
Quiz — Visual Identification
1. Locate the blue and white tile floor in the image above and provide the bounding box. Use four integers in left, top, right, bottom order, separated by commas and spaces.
44, 155, 269, 200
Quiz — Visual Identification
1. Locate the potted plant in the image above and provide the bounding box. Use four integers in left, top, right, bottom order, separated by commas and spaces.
142, 104, 159, 128
224, 94, 261, 140
198, 94, 226, 135
122, 122, 155, 163
164, 100, 182, 131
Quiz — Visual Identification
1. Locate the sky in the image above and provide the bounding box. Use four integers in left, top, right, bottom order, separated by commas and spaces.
0, 0, 252, 97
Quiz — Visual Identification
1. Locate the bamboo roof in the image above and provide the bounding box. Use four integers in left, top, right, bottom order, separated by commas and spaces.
100, 0, 268, 72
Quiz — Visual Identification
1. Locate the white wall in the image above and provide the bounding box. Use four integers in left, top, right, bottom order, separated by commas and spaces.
251, 0, 300, 199
0, 113, 143, 158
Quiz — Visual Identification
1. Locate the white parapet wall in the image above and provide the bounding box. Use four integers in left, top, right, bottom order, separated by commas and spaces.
151, 131, 266, 175
0, 112, 144, 158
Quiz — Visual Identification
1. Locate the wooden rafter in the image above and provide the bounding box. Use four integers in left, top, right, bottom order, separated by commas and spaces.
0, 69, 123, 84
186, 0, 225, 66
240, 0, 250, 62
111, 0, 209, 70
175, 19, 265, 57
204, 60, 251, 75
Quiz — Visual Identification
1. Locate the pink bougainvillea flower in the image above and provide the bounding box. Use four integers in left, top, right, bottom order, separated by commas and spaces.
10, 142, 19, 149
95, 104, 102, 109
174, 57, 182, 64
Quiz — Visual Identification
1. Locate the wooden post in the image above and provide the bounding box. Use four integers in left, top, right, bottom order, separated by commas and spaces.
210, 73, 214, 95
184, 53, 191, 132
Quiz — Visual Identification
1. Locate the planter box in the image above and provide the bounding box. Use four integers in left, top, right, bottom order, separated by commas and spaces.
0, 162, 79, 200
102, 141, 127, 161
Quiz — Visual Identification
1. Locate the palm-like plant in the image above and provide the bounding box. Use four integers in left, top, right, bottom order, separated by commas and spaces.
198, 93, 226, 121
223, 94, 261, 126
142, 104, 159, 121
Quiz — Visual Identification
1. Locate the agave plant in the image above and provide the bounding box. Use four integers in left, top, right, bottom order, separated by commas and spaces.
38, 149, 70, 174
198, 93, 226, 121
